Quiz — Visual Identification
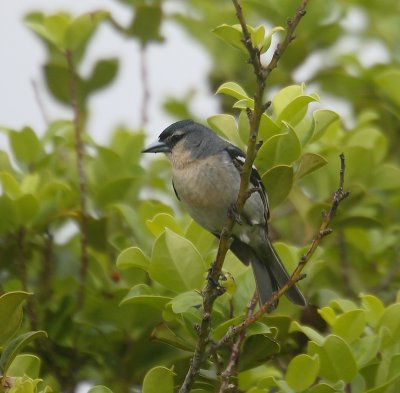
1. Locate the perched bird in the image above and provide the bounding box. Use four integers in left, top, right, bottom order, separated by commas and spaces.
142, 119, 306, 306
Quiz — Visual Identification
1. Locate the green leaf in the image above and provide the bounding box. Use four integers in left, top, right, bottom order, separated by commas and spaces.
149, 229, 207, 292
286, 354, 319, 391
377, 303, 400, 346
372, 164, 400, 190
352, 334, 380, 367
256, 124, 301, 172
0, 172, 21, 199
129, 4, 163, 43
332, 309, 366, 344
7, 354, 41, 379
169, 291, 202, 314
9, 128, 42, 165
116, 247, 150, 271
290, 321, 324, 345
146, 213, 184, 237
361, 294, 385, 327
0, 195, 18, 233
151, 323, 195, 352
261, 165, 293, 207
65, 12, 108, 52
308, 109, 340, 144
86, 58, 119, 93
212, 24, 246, 52
120, 284, 171, 310
0, 331, 47, 375
308, 335, 358, 382
25, 12, 70, 49
216, 82, 249, 100
276, 94, 319, 126
0, 292, 31, 346
296, 153, 328, 179
142, 366, 174, 393
88, 386, 114, 393
16, 195, 39, 225
239, 334, 280, 371
44, 63, 85, 106
375, 69, 400, 107
207, 114, 244, 149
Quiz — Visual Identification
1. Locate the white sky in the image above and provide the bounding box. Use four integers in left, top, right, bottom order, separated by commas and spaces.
0, 0, 218, 144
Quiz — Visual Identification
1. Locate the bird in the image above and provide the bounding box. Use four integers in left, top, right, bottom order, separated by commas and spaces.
142, 119, 306, 307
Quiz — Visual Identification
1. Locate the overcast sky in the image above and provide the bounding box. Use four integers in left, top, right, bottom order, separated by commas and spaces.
0, 0, 218, 144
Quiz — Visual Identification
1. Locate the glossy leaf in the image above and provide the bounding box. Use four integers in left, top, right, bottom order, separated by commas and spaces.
120, 284, 171, 310
296, 153, 328, 179
216, 81, 249, 100
261, 165, 294, 207
149, 229, 207, 292
286, 354, 319, 391
0, 292, 32, 346
308, 335, 358, 382
142, 366, 174, 393
207, 114, 244, 149
0, 331, 47, 375
7, 354, 41, 379
116, 247, 150, 271
332, 309, 366, 343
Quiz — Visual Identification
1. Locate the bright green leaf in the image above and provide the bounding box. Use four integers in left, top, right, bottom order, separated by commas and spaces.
309, 109, 340, 143
296, 153, 328, 179
0, 292, 32, 346
216, 82, 249, 100
149, 229, 207, 292
256, 124, 301, 172
361, 294, 385, 327
116, 247, 150, 271
7, 354, 41, 379
207, 114, 244, 149
9, 128, 42, 165
120, 284, 171, 310
290, 321, 324, 345
375, 69, 400, 107
146, 213, 183, 237
332, 309, 366, 343
378, 303, 400, 346
212, 24, 246, 52
142, 366, 174, 393
169, 291, 202, 314
0, 331, 47, 375
308, 335, 357, 382
286, 354, 319, 391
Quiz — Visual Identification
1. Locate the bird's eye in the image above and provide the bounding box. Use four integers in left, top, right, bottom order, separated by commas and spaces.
168, 133, 184, 145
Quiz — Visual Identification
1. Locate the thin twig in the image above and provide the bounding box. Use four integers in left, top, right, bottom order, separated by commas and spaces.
31, 79, 49, 126
219, 293, 258, 393
213, 154, 349, 350
178, 1, 309, 392
65, 49, 89, 309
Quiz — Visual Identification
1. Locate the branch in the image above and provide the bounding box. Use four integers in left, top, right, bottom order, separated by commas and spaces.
219, 293, 258, 393
65, 50, 89, 309
213, 154, 349, 350
178, 1, 309, 392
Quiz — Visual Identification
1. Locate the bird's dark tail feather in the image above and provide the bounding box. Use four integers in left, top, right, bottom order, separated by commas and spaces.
261, 239, 307, 306
230, 238, 307, 307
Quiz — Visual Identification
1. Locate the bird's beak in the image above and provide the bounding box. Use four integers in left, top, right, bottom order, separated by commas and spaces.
142, 140, 170, 154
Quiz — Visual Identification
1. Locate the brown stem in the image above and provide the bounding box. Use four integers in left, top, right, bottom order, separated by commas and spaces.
213, 154, 349, 350
65, 49, 89, 309
219, 293, 258, 393
178, 2, 309, 392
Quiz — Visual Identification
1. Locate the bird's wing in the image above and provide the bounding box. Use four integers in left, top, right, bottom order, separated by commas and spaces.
225, 144, 270, 222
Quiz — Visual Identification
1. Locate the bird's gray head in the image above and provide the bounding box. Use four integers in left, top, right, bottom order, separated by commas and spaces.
142, 120, 225, 158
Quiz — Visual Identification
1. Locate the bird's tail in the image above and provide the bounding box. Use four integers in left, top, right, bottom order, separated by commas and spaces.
258, 238, 307, 306
230, 238, 306, 306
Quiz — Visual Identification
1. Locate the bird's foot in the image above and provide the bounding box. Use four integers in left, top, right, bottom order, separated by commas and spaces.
228, 203, 243, 225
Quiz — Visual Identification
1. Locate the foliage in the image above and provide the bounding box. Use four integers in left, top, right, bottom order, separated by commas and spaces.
1, 0, 400, 392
